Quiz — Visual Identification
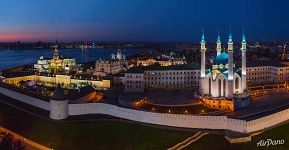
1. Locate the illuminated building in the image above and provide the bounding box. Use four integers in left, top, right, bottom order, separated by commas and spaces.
112, 48, 126, 60
3, 74, 111, 89
34, 56, 50, 72
136, 57, 186, 67
94, 49, 128, 76
34, 42, 76, 73
246, 62, 289, 85
200, 30, 250, 111
124, 64, 200, 93
50, 43, 63, 73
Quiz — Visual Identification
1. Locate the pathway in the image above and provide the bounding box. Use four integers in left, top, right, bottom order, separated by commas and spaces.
167, 131, 209, 150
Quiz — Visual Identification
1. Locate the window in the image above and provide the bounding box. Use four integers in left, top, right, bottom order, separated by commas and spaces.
209, 78, 211, 95
223, 79, 226, 96
218, 79, 221, 97
235, 77, 239, 89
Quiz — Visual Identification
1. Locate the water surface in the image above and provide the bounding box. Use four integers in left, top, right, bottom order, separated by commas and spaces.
0, 48, 142, 70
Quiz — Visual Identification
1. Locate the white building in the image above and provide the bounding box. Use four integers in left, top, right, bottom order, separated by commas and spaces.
62, 58, 76, 70
137, 57, 186, 67
246, 62, 289, 85
124, 70, 144, 93
94, 49, 128, 76
111, 49, 126, 60
34, 56, 50, 73
124, 31, 289, 105
200, 31, 247, 97
34, 57, 76, 73
34, 45, 76, 73
199, 30, 250, 111
124, 64, 200, 93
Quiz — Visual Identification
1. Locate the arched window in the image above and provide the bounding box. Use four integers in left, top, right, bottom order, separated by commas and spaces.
235, 77, 239, 89
218, 79, 221, 97
209, 78, 211, 95
223, 79, 226, 96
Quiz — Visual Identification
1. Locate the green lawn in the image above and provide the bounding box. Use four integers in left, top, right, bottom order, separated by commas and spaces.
0, 101, 192, 150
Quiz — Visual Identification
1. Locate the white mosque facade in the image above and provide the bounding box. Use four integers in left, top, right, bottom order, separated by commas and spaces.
200, 31, 250, 111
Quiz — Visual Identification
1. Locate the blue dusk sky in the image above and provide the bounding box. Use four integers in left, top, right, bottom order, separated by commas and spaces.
0, 0, 288, 42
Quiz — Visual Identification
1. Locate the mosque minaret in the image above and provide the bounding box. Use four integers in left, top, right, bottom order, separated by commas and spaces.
227, 31, 234, 98
200, 30, 207, 94
199, 29, 250, 111
216, 31, 222, 56
241, 30, 247, 92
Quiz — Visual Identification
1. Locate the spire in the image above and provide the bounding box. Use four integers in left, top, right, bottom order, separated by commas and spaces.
216, 30, 222, 56
217, 30, 221, 43
241, 28, 247, 50
54, 38, 58, 48
201, 28, 205, 43
227, 27, 233, 51
228, 26, 233, 43
200, 27, 206, 79
53, 38, 59, 60
200, 28, 206, 50
242, 28, 246, 43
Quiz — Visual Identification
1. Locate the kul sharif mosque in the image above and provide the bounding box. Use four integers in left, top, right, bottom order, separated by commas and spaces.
199, 30, 251, 111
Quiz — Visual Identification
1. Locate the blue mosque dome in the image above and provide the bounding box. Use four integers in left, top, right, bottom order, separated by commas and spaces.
215, 52, 228, 65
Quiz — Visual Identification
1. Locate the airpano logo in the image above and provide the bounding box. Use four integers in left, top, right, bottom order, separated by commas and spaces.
257, 139, 285, 147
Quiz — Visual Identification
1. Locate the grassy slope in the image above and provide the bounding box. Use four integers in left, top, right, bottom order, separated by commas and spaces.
0, 101, 192, 150
184, 123, 289, 150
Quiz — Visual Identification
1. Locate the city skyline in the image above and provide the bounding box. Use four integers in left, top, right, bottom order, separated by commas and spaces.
0, 0, 289, 42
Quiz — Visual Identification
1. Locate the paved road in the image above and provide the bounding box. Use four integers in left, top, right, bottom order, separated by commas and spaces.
225, 91, 289, 120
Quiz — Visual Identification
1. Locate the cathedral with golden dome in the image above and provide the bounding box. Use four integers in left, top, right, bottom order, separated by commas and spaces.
49, 42, 63, 73
34, 41, 76, 74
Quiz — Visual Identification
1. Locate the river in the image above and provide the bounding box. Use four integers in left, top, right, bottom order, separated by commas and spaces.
0, 48, 144, 70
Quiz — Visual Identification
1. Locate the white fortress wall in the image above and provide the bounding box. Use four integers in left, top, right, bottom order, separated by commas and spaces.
0, 87, 50, 111
69, 103, 231, 130
246, 108, 289, 133
2, 86, 289, 133
227, 118, 247, 133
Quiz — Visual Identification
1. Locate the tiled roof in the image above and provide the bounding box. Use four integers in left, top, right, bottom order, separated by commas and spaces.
235, 60, 288, 68
67, 85, 95, 101
51, 84, 66, 101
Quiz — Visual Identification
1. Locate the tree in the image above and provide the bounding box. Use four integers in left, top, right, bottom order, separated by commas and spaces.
0, 133, 25, 150
13, 140, 25, 150
0, 133, 13, 150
